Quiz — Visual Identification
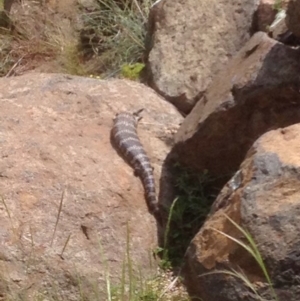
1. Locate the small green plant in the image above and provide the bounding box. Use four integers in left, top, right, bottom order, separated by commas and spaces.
79, 0, 154, 77
0, 0, 152, 77
157, 197, 179, 270
200, 214, 278, 301
100, 223, 190, 301
159, 163, 216, 268
273, 0, 283, 12
0, 1, 89, 77
121, 62, 145, 80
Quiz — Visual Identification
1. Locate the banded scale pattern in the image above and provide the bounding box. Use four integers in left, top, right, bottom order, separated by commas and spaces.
111, 110, 161, 222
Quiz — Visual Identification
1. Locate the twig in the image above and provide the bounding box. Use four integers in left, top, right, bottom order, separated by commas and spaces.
5, 55, 25, 77
59, 233, 71, 259
50, 189, 65, 247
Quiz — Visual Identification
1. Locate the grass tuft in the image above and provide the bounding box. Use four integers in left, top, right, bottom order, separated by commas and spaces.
79, 0, 154, 78
273, 0, 284, 11
159, 163, 216, 268
97, 223, 189, 301
0, 1, 85, 76
199, 213, 278, 301
0, 0, 153, 78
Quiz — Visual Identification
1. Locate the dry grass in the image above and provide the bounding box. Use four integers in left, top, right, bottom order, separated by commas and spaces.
79, 0, 155, 78
0, 0, 83, 76
0, 0, 154, 78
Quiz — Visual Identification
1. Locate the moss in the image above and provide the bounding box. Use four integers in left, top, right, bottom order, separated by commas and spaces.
273, 0, 283, 11
120, 63, 145, 80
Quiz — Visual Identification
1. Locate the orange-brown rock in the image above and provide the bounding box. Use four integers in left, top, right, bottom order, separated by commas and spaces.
286, 0, 300, 37
0, 73, 182, 300
171, 32, 300, 187
257, 0, 277, 31
146, 0, 259, 113
183, 123, 300, 301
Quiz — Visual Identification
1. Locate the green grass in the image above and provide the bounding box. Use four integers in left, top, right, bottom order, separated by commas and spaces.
101, 224, 190, 301
0, 1, 86, 76
0, 0, 154, 78
79, 0, 154, 78
273, 0, 284, 12
199, 213, 278, 301
156, 163, 279, 300
121, 62, 145, 80
158, 163, 216, 268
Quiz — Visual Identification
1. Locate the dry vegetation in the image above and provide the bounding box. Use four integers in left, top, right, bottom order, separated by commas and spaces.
0, 0, 152, 78
0, 4, 77, 76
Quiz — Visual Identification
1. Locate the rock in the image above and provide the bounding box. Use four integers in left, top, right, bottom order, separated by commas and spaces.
0, 0, 14, 28
268, 10, 289, 41
77, 0, 98, 10
171, 32, 300, 187
257, 0, 277, 31
145, 0, 259, 113
9, 0, 82, 76
286, 0, 300, 37
256, 0, 292, 42
183, 123, 300, 301
0, 73, 182, 300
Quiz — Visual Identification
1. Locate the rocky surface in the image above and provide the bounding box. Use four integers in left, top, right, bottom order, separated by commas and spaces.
146, 0, 259, 113
170, 31, 300, 187
268, 10, 289, 42
0, 73, 182, 300
183, 123, 300, 301
257, 0, 278, 31
286, 0, 300, 37
1, 1, 300, 300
